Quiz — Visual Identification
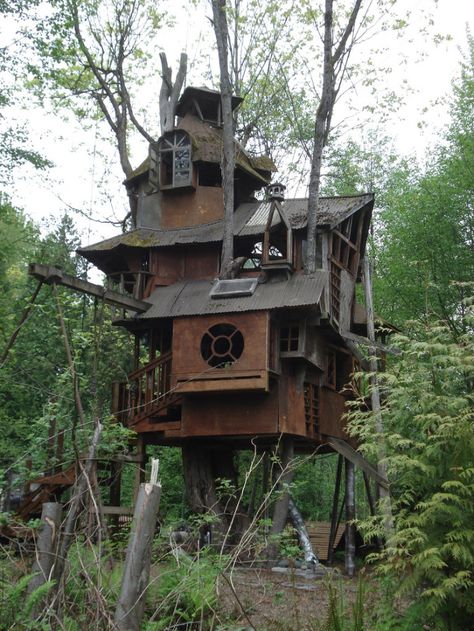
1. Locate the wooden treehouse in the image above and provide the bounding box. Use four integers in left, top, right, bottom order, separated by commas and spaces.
25, 86, 389, 565
76, 87, 375, 452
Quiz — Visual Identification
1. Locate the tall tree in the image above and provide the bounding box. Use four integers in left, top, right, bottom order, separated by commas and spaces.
304, 0, 362, 274
211, 0, 235, 275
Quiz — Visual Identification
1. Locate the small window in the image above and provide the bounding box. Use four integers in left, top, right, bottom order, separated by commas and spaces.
280, 325, 299, 353
150, 131, 193, 190
200, 323, 244, 368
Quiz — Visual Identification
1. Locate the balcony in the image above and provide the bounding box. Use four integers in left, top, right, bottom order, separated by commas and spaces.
112, 352, 181, 429
106, 270, 153, 301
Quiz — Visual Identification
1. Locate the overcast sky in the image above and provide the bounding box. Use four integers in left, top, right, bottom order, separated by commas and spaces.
4, 0, 474, 250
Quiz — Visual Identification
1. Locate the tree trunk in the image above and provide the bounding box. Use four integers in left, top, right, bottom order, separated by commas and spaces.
28, 502, 62, 616
362, 256, 393, 535
344, 458, 356, 577
159, 52, 187, 134
266, 436, 295, 561
115, 479, 161, 631
211, 0, 235, 275
305, 0, 363, 274
288, 497, 321, 567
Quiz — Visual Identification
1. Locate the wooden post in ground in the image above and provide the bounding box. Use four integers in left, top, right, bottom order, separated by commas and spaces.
327, 454, 343, 565
345, 459, 356, 577
28, 502, 62, 616
115, 459, 161, 631
133, 435, 146, 503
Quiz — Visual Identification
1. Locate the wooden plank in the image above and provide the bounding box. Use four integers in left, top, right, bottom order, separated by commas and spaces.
98, 506, 134, 516
341, 330, 400, 355
328, 437, 389, 490
29, 263, 150, 313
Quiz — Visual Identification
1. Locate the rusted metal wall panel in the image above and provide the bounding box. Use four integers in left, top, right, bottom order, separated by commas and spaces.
319, 387, 349, 439
181, 386, 279, 437
172, 311, 269, 380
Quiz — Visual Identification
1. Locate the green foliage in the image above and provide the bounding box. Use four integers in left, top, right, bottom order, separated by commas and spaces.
348, 299, 474, 628
316, 576, 365, 631
146, 551, 223, 630
0, 570, 55, 630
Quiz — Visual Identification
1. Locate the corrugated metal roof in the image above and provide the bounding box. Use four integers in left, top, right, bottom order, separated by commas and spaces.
138, 272, 328, 319
78, 194, 373, 255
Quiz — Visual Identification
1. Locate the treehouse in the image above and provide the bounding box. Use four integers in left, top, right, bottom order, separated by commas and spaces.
74, 86, 375, 454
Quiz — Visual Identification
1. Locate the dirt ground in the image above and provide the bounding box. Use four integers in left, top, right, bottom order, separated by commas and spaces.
216, 565, 375, 630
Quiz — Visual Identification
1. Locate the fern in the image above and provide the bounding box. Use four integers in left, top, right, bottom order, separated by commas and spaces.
348, 301, 474, 628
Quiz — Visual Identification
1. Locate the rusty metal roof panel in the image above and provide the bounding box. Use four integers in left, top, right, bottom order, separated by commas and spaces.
138, 272, 328, 319
237, 194, 373, 235
78, 223, 225, 254
78, 194, 373, 255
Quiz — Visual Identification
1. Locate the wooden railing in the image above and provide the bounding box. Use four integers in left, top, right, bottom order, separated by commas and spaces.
106, 270, 153, 300
113, 352, 180, 426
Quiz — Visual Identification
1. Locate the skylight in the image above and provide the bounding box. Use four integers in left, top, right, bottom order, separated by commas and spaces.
210, 278, 258, 299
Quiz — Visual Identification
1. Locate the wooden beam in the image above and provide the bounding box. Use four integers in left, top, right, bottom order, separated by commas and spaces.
327, 437, 389, 490
341, 330, 400, 356
29, 263, 150, 313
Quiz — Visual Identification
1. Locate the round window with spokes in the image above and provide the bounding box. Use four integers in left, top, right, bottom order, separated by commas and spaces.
200, 323, 244, 368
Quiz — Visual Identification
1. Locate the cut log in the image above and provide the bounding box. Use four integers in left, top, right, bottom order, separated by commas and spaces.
28, 502, 62, 616
115, 461, 161, 631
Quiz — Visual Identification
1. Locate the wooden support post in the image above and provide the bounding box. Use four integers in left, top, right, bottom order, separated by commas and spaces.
109, 460, 123, 532
345, 459, 356, 577
115, 460, 161, 631
55, 430, 64, 474
362, 257, 393, 534
327, 454, 343, 565
262, 451, 270, 521
46, 418, 57, 476
28, 502, 62, 616
133, 436, 146, 503
363, 472, 376, 516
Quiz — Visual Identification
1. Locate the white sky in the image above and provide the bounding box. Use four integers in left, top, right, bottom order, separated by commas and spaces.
3, 0, 474, 249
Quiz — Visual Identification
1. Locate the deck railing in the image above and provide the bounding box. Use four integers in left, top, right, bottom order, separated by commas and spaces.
113, 352, 180, 426
106, 270, 153, 300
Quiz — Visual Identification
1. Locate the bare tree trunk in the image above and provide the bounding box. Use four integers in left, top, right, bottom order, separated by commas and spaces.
362, 256, 393, 535
211, 0, 235, 275
345, 458, 356, 577
288, 497, 321, 568
53, 422, 103, 587
305, 0, 363, 274
266, 436, 295, 561
28, 502, 62, 616
159, 52, 188, 134
115, 471, 161, 631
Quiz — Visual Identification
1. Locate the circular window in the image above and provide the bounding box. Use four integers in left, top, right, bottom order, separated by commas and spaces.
200, 323, 244, 368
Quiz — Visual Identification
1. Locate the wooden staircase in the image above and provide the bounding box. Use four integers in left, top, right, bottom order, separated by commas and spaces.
305, 521, 345, 562
113, 351, 182, 428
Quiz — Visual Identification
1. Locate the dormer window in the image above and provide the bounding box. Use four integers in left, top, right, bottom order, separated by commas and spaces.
149, 130, 193, 190
262, 200, 293, 268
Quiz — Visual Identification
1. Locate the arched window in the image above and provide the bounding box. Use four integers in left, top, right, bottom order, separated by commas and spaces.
149, 130, 193, 190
